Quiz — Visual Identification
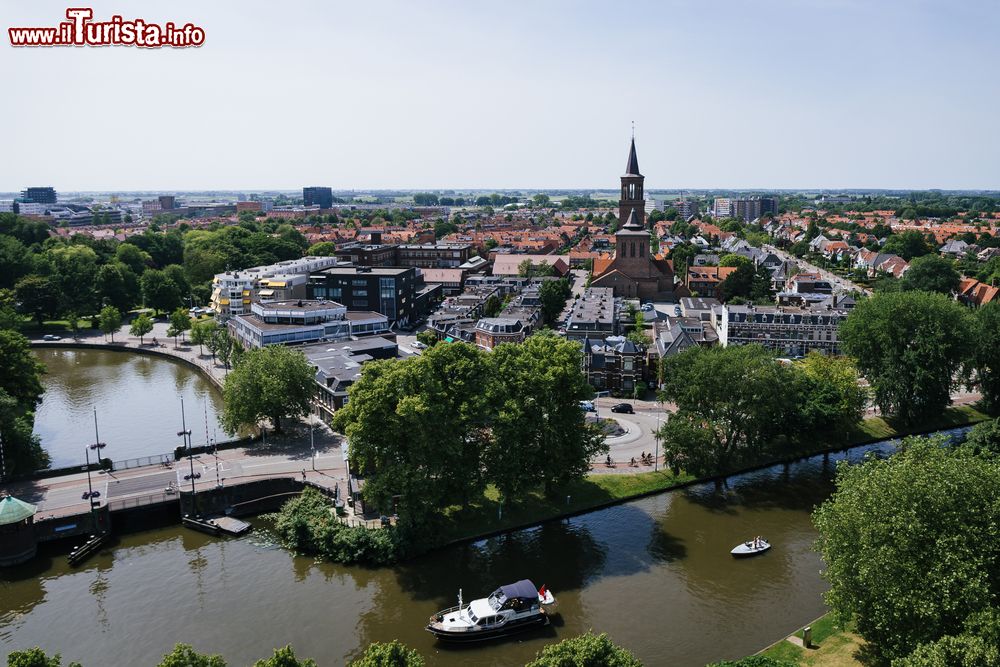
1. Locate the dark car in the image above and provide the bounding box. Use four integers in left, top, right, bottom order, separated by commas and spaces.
611, 403, 634, 414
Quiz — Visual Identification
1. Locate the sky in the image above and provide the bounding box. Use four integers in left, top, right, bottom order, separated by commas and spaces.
2, 0, 999, 191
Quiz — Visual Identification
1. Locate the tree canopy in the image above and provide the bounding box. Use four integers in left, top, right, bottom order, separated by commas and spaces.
899, 254, 961, 294
813, 436, 1000, 663
349, 640, 424, 667
839, 291, 973, 423
973, 302, 1000, 412
524, 631, 642, 667
0, 329, 49, 473
221, 345, 315, 434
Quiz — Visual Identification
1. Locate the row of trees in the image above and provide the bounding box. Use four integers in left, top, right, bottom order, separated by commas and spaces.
657, 346, 867, 475
7, 631, 643, 667
0, 329, 49, 473
332, 335, 605, 535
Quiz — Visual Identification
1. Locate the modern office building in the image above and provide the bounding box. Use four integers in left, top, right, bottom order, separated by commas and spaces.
158, 195, 176, 210
308, 266, 437, 327
228, 299, 388, 348
20, 187, 56, 204
397, 243, 475, 268
303, 186, 334, 209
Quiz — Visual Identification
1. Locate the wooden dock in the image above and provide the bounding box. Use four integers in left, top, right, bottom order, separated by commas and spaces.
182, 514, 252, 536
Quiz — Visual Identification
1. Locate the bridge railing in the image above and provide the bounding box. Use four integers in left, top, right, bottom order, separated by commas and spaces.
107, 491, 178, 512
111, 453, 175, 471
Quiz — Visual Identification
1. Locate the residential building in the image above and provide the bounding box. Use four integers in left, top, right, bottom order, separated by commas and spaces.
730, 196, 778, 222
158, 195, 176, 210
210, 256, 341, 320
581, 337, 646, 393
303, 337, 400, 415
713, 301, 850, 356
686, 266, 737, 299
644, 196, 664, 214
957, 278, 999, 308
303, 186, 334, 209
492, 253, 570, 277
335, 242, 400, 267
563, 287, 619, 340
474, 318, 529, 349
398, 243, 475, 268
712, 198, 732, 218
590, 138, 681, 300
675, 198, 699, 219
420, 268, 467, 295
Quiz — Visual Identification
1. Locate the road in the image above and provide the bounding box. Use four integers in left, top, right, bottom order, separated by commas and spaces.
765, 244, 871, 296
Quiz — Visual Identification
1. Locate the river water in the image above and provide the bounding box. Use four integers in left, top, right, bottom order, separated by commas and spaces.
32, 348, 227, 468
7, 349, 912, 666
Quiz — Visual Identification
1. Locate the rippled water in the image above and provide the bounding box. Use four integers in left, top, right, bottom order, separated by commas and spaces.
32, 348, 226, 468
0, 446, 880, 667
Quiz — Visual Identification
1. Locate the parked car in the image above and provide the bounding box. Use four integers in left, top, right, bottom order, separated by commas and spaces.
579, 400, 595, 412
412, 341, 427, 349
42, 334, 62, 341
611, 403, 634, 414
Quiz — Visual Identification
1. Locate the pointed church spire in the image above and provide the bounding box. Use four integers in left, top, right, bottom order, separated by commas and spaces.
622, 209, 642, 230
624, 137, 640, 176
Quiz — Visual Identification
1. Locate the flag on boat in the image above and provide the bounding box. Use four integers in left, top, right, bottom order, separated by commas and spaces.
538, 584, 546, 597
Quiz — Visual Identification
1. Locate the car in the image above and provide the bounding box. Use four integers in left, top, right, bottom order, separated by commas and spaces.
42, 334, 62, 341
412, 341, 427, 350
610, 403, 634, 414
578, 400, 595, 412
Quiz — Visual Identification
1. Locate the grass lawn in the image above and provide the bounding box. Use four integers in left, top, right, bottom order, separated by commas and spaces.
849, 404, 991, 443
438, 469, 694, 544
760, 613, 865, 667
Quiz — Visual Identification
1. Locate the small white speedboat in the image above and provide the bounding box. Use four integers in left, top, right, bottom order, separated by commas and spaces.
731, 538, 771, 557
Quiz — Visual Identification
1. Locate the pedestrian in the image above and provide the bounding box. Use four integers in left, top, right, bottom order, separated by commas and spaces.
301, 469, 306, 480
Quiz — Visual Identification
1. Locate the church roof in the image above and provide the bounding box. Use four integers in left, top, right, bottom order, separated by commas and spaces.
618, 210, 646, 234
624, 138, 641, 176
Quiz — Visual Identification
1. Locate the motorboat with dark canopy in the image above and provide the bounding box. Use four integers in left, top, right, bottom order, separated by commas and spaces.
426, 579, 556, 642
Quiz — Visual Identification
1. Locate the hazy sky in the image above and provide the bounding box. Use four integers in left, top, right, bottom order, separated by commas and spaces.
3, 0, 999, 191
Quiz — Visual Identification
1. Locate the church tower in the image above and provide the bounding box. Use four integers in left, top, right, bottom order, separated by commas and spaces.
619, 138, 645, 228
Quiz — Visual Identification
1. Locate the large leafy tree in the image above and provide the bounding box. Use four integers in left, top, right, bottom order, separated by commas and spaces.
114, 242, 152, 275
221, 345, 315, 434
349, 641, 424, 667
973, 302, 1000, 413
47, 244, 100, 316
658, 345, 799, 474
5, 647, 81, 667
524, 631, 642, 667
882, 230, 935, 261
15, 275, 60, 327
97, 306, 122, 342
813, 436, 1000, 663
840, 291, 973, 424
538, 278, 571, 325
0, 329, 48, 474
793, 352, 867, 440
141, 269, 182, 314
95, 261, 140, 313
486, 334, 604, 498
893, 611, 1000, 667
899, 254, 961, 294
0, 235, 33, 289
334, 343, 491, 528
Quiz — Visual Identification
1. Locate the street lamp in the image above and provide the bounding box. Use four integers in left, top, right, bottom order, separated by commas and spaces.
83, 408, 107, 533
310, 423, 316, 472
178, 398, 200, 495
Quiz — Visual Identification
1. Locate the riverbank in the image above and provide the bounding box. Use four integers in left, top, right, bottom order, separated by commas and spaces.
757, 613, 864, 666
437, 405, 993, 549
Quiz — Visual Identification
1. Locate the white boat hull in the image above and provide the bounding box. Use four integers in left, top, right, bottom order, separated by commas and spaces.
731, 541, 771, 557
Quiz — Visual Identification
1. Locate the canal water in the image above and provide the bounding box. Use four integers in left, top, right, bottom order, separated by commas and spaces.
32, 348, 227, 468
1, 443, 906, 667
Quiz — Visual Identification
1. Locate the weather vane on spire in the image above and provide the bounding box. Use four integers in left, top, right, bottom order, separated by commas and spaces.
631, 120, 635, 139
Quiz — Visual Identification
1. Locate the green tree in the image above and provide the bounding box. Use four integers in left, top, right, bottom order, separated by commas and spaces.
334, 343, 492, 529
518, 258, 535, 278
840, 291, 973, 423
882, 230, 935, 261
973, 302, 1000, 413
156, 644, 226, 667
306, 241, 337, 256
813, 436, 1000, 663
415, 329, 437, 348
482, 294, 503, 318
252, 645, 318, 667
211, 328, 235, 369
15, 275, 60, 327
47, 244, 99, 316
349, 640, 424, 667
963, 418, 1000, 457
707, 658, 794, 667
190, 319, 219, 355
221, 345, 315, 434
525, 631, 642, 667
5, 647, 81, 667
899, 254, 961, 294
0, 235, 33, 290
539, 278, 571, 326
627, 311, 651, 347
794, 352, 867, 439
97, 306, 122, 342
893, 611, 1000, 667
167, 307, 191, 346
0, 329, 48, 474
532, 193, 551, 207
114, 242, 152, 274
486, 334, 605, 498
95, 262, 140, 313
129, 313, 154, 344
658, 345, 799, 474
163, 264, 191, 300
141, 269, 182, 314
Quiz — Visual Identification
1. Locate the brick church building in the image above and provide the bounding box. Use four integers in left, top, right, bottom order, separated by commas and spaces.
590, 138, 684, 300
